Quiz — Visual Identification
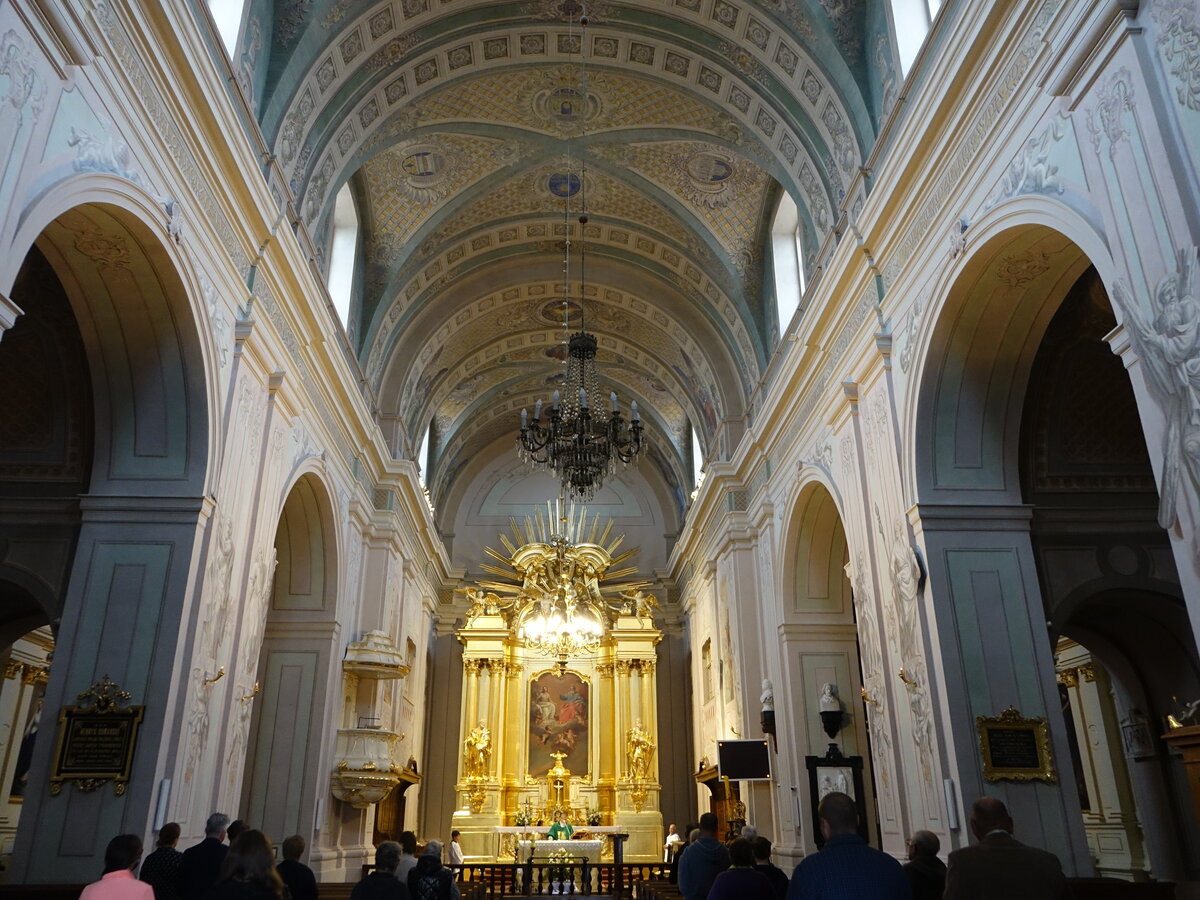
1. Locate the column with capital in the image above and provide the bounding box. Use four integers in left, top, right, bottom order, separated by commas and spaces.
638, 660, 658, 785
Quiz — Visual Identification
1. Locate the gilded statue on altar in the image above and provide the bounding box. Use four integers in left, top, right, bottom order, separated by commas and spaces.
464, 721, 492, 779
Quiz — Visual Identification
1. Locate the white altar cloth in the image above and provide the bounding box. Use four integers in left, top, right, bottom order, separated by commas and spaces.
517, 839, 602, 863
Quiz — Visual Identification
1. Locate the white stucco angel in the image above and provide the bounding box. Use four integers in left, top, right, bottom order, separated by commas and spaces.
1113, 247, 1200, 532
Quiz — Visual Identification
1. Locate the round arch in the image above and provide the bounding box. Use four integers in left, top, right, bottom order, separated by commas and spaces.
3, 181, 216, 882
240, 469, 342, 849
5, 177, 214, 496
908, 202, 1115, 504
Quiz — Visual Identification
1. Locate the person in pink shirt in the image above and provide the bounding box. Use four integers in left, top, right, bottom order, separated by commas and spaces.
81, 834, 154, 900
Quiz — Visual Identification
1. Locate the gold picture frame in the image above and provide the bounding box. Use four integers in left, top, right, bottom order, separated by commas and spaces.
976, 706, 1056, 784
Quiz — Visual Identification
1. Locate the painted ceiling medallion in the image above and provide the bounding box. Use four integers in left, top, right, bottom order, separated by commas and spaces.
681, 150, 738, 208
375, 138, 462, 203
520, 67, 611, 134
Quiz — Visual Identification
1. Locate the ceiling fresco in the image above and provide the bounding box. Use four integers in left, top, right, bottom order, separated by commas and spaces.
241, 0, 891, 518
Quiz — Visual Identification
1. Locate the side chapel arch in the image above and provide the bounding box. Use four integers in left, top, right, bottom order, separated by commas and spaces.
906, 213, 1161, 873
777, 478, 880, 853
241, 471, 341, 847
3, 190, 212, 881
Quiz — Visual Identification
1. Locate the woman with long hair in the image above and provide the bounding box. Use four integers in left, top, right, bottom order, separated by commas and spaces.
80, 834, 154, 900
207, 830, 284, 900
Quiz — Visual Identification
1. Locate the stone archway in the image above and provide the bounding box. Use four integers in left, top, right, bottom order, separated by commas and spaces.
909, 221, 1102, 872
1017, 265, 1199, 879
777, 480, 880, 856
240, 473, 341, 854
2, 195, 211, 882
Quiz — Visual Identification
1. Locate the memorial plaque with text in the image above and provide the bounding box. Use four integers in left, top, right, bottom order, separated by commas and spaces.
977, 706, 1056, 784
49, 676, 144, 796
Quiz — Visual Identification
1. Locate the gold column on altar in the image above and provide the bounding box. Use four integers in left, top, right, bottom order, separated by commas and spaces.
451, 502, 664, 862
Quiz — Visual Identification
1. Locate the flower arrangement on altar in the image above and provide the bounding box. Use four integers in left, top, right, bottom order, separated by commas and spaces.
586, 806, 602, 826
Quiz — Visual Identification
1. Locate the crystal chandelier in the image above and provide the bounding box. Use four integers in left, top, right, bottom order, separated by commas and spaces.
516, 10, 644, 501
518, 604, 605, 659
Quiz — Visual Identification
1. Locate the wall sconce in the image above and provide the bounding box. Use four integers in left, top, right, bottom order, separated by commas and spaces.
898, 668, 917, 688
860, 686, 879, 706
203, 666, 225, 685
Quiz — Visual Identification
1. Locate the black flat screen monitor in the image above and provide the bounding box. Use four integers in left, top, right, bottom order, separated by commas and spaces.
717, 739, 771, 781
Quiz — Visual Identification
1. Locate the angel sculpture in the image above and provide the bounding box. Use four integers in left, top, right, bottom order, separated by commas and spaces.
1112, 247, 1200, 530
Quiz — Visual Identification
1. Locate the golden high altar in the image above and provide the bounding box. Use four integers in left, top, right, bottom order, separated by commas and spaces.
452, 503, 663, 862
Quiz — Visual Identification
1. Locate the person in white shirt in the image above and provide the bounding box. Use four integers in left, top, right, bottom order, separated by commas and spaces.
448, 830, 465, 867
664, 823, 683, 862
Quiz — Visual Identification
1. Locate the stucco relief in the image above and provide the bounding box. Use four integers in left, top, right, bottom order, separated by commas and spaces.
200, 273, 231, 369
880, 510, 937, 809
1110, 248, 1200, 550
1088, 68, 1133, 158
851, 557, 897, 825
180, 511, 236, 817
1152, 0, 1200, 111
897, 296, 925, 374
237, 17, 263, 112
876, 34, 897, 119
225, 545, 277, 790
987, 118, 1065, 207
68, 224, 130, 271
68, 122, 142, 183
0, 28, 46, 124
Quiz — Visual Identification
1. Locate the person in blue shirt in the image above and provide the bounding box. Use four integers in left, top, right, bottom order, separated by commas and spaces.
787, 792, 911, 900
677, 812, 730, 900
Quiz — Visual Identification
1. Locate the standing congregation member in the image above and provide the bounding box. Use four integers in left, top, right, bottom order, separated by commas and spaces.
409, 840, 458, 900
81, 835, 154, 900
706, 838, 772, 900
178, 813, 229, 900
140, 824, 183, 900
277, 834, 318, 900
752, 836, 790, 900
944, 797, 1070, 900
207, 830, 284, 900
395, 831, 420, 885
351, 841, 411, 900
787, 792, 910, 900
448, 831, 464, 867
677, 812, 730, 900
903, 830, 946, 900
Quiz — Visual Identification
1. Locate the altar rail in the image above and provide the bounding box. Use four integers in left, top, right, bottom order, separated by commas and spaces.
450, 860, 674, 898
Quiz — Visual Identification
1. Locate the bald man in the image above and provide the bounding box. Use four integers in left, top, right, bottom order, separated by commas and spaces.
943, 797, 1070, 900
787, 792, 909, 900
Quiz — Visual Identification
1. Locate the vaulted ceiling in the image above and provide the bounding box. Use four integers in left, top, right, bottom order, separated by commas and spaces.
239, 0, 893, 521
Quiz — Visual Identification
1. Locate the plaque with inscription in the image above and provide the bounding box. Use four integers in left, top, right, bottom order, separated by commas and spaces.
50, 676, 144, 796
977, 706, 1056, 784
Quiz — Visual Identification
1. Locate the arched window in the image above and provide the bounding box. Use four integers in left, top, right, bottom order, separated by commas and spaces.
890, 0, 942, 75
417, 421, 432, 488
771, 191, 804, 340
206, 0, 246, 58
327, 182, 360, 330
689, 422, 706, 501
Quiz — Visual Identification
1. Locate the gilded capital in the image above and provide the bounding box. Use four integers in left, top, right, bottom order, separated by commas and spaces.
1056, 668, 1079, 688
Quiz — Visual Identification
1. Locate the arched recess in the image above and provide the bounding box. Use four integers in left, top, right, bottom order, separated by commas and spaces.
907, 213, 1162, 872
1017, 265, 1198, 880
777, 479, 878, 854
3, 190, 211, 882
241, 472, 341, 845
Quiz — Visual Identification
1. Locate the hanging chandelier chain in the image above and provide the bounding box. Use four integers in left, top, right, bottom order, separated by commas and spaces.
516, 2, 644, 501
